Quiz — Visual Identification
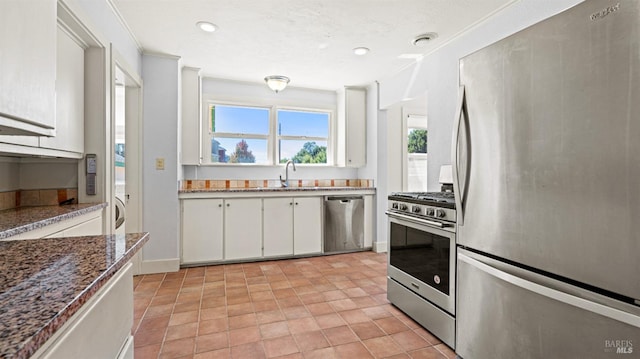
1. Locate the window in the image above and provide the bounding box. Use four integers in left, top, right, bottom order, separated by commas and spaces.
204, 103, 331, 165
277, 109, 329, 164
208, 105, 270, 164
404, 114, 428, 191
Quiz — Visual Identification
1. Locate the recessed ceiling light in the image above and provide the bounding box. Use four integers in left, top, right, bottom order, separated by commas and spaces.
196, 21, 218, 33
353, 47, 370, 56
412, 32, 438, 47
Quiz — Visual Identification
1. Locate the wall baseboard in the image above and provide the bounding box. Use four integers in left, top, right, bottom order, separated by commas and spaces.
138, 258, 180, 275
373, 241, 387, 253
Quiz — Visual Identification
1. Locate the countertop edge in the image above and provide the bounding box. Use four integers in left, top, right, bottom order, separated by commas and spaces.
179, 187, 377, 196
18, 232, 150, 359
0, 203, 108, 240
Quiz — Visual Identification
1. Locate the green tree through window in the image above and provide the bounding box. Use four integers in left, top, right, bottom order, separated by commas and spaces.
229, 139, 256, 163
408, 129, 427, 153
280, 141, 326, 164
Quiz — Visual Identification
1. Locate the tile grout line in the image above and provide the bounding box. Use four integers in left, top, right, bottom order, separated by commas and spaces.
133, 252, 452, 358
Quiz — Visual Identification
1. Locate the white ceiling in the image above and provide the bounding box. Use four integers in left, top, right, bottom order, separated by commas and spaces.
112, 0, 515, 91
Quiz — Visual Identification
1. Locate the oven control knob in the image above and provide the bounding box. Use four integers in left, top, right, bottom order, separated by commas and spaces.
400, 204, 408, 211
426, 208, 435, 216
412, 206, 421, 214
392, 202, 399, 210
435, 209, 446, 218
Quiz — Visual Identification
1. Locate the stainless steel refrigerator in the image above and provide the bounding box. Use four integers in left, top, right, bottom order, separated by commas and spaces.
453, 0, 640, 358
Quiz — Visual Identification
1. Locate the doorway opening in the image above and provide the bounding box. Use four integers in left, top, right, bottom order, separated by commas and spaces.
113, 61, 142, 237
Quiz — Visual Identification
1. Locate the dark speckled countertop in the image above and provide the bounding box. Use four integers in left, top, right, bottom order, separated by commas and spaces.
0, 203, 107, 240
0, 232, 149, 358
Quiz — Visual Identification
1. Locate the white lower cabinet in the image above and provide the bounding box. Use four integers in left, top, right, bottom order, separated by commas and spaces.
32, 264, 133, 359
224, 198, 262, 260
180, 195, 325, 263
263, 197, 322, 257
263, 198, 294, 257
293, 197, 323, 255
181, 199, 223, 264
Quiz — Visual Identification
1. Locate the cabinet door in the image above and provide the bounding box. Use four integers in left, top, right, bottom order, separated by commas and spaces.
225, 198, 262, 260
181, 67, 201, 165
293, 197, 322, 255
39, 27, 85, 154
263, 198, 293, 257
182, 199, 223, 264
345, 88, 366, 167
0, 0, 56, 135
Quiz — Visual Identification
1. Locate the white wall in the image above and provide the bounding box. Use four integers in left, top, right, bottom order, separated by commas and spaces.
69, 0, 142, 76
185, 77, 359, 180
0, 157, 78, 192
379, 0, 584, 191
141, 53, 181, 272
0, 158, 20, 192
19, 160, 78, 190
356, 82, 380, 245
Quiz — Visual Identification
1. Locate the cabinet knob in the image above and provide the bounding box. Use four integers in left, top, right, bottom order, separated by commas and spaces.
289, 202, 293, 206
226, 203, 230, 207
295, 202, 299, 205
218, 204, 222, 208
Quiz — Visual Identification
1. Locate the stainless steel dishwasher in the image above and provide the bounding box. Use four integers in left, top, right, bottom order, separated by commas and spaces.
324, 196, 364, 253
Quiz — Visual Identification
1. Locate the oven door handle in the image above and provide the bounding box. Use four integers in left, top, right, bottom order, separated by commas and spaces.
385, 211, 447, 228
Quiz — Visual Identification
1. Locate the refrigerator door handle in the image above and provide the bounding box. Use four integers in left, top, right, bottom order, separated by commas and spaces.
458, 250, 640, 328
451, 85, 465, 225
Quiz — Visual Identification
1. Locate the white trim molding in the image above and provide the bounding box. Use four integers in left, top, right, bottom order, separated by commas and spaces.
139, 258, 180, 275
373, 241, 388, 253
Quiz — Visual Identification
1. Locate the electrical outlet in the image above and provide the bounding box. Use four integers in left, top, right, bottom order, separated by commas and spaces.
155, 158, 165, 170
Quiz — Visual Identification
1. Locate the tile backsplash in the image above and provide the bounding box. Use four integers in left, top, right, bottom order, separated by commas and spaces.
0, 188, 78, 211
181, 179, 374, 190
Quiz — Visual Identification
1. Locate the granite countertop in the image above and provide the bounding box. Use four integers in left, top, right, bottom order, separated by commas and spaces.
0, 203, 107, 240
0, 232, 150, 358
179, 186, 376, 194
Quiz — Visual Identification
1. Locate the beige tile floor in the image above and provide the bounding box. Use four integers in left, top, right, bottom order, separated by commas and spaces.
132, 251, 457, 359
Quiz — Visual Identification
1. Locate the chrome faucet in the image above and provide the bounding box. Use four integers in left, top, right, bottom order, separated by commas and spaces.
279, 160, 297, 187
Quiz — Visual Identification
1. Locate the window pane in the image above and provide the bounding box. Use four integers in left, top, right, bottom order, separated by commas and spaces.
277, 110, 329, 137
211, 105, 269, 134
211, 137, 268, 164
408, 154, 428, 191
407, 128, 427, 154
279, 140, 327, 164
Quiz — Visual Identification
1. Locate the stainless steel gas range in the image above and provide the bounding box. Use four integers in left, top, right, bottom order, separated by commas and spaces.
386, 192, 456, 348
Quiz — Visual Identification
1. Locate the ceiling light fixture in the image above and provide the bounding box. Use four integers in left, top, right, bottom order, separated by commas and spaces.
353, 47, 370, 55
412, 32, 438, 47
196, 21, 218, 33
264, 75, 290, 93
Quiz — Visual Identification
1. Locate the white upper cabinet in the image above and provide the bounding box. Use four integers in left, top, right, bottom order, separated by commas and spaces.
39, 27, 85, 155
181, 67, 202, 165
336, 87, 366, 167
0, 0, 56, 136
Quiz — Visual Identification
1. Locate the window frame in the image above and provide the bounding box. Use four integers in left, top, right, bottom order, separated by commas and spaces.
402, 112, 428, 191
201, 99, 334, 166
275, 107, 332, 165
205, 102, 272, 165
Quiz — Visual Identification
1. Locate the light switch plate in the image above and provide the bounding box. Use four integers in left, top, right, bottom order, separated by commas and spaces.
155, 158, 165, 170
